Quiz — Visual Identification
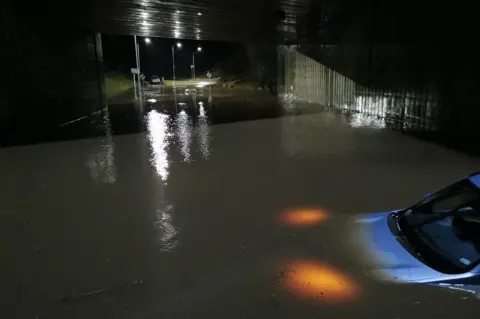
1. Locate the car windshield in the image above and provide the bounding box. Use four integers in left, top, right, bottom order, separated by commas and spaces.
399, 179, 480, 273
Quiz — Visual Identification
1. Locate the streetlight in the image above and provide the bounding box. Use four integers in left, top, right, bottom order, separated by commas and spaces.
192, 47, 202, 79
172, 42, 182, 82
133, 35, 143, 100
145, 37, 151, 44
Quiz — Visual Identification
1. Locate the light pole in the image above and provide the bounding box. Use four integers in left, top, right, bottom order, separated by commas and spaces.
172, 42, 182, 83
133, 35, 142, 98
192, 47, 202, 79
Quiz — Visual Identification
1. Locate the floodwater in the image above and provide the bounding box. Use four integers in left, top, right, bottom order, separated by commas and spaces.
1, 86, 480, 318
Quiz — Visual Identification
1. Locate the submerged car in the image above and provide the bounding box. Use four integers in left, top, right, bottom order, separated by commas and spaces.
355, 172, 480, 298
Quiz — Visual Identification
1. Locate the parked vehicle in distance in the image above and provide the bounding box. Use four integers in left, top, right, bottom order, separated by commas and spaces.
355, 172, 480, 299
150, 75, 163, 85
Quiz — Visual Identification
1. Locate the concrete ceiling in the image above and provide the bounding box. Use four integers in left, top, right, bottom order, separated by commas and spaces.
85, 0, 315, 42
12, 1, 477, 44
17, 0, 345, 42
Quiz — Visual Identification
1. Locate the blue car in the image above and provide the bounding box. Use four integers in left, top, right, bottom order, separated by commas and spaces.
356, 172, 480, 298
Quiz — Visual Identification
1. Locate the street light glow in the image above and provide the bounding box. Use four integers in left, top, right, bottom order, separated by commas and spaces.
197, 12, 202, 16
176, 42, 182, 48
197, 47, 202, 52
145, 38, 151, 44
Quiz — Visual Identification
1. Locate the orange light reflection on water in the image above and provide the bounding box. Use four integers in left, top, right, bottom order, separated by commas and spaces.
280, 209, 329, 226
283, 260, 360, 302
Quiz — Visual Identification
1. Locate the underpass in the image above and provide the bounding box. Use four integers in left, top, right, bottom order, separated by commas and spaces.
2, 1, 480, 318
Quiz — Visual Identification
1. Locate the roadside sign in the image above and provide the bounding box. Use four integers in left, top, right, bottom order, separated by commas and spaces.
131, 68, 139, 74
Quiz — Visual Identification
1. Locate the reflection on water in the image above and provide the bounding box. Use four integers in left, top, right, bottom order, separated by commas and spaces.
280, 208, 329, 227
147, 110, 171, 181
208, 85, 212, 105
144, 91, 213, 166
85, 109, 117, 183
282, 260, 360, 302
349, 113, 385, 129
153, 204, 179, 252
176, 110, 192, 163
191, 90, 197, 107
197, 103, 211, 159
146, 109, 179, 251
144, 92, 215, 252
340, 92, 439, 130
346, 96, 387, 129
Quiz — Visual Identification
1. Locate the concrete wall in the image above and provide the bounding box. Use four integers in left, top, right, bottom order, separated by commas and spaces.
284, 47, 356, 108
0, 3, 105, 146
292, 4, 480, 151
279, 47, 441, 131
280, 43, 480, 155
